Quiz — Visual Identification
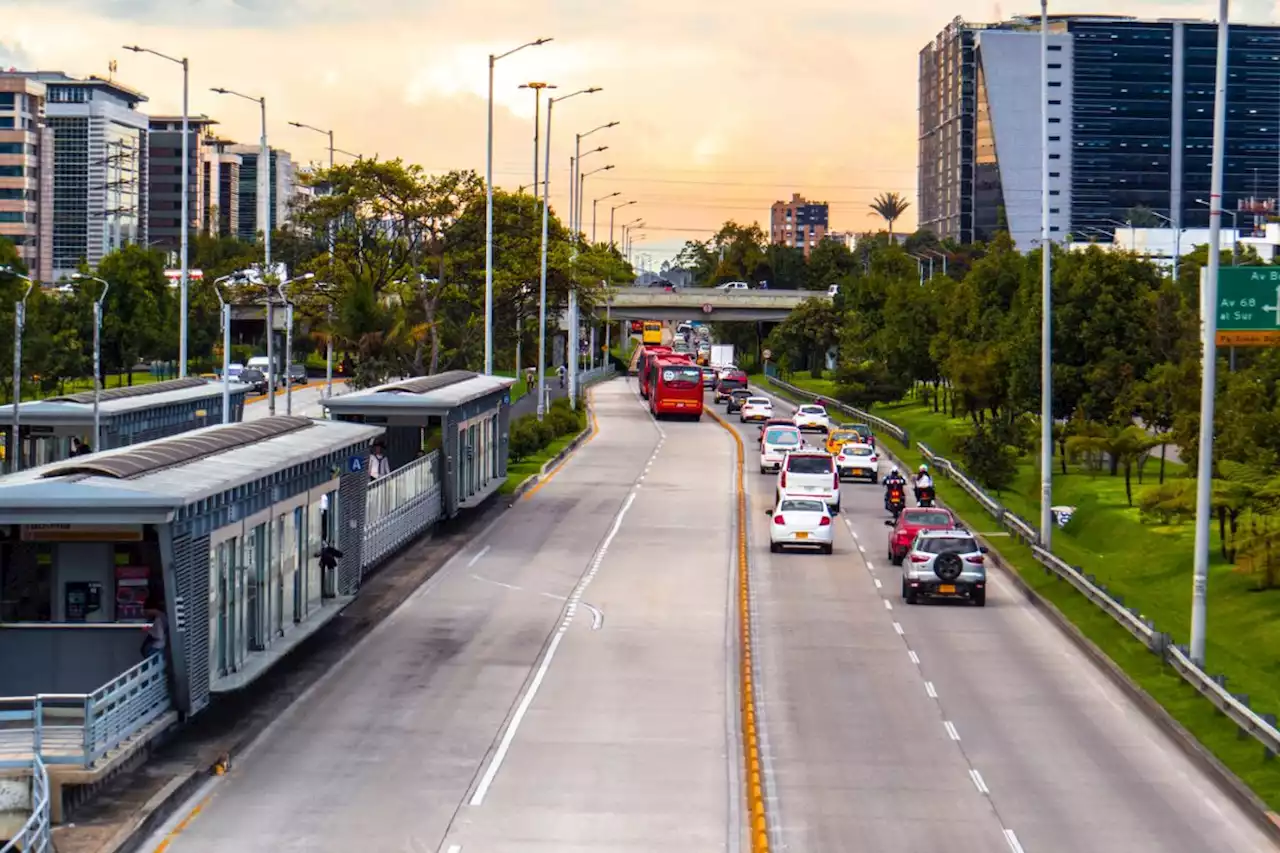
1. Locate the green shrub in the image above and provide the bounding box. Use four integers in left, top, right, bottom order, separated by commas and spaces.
547, 407, 581, 437
508, 417, 543, 462
550, 396, 573, 413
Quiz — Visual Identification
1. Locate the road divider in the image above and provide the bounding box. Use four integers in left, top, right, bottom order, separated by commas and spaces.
704, 404, 771, 853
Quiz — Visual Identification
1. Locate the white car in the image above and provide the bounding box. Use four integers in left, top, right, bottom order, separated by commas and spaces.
717, 281, 750, 290
760, 425, 802, 473
776, 450, 840, 513
768, 497, 834, 554
827, 283, 839, 297
835, 442, 879, 482
793, 404, 831, 433
740, 397, 773, 423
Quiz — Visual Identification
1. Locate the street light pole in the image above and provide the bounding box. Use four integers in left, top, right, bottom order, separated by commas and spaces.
71, 274, 110, 450
488, 39, 553, 379
1038, 0, 1055, 549
124, 45, 190, 377
0, 267, 35, 472
277, 273, 315, 416
610, 200, 635, 250
212, 274, 238, 425
289, 121, 337, 260
594, 192, 620, 243
1190, 0, 1231, 667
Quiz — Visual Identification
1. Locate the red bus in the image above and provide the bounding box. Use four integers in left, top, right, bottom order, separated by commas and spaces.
638, 345, 674, 397
649, 357, 705, 420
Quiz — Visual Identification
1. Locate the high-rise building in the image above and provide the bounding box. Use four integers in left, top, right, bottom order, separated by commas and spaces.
13, 73, 149, 280
229, 145, 295, 242
203, 136, 241, 239
918, 14, 1280, 248
147, 115, 217, 247
770, 193, 828, 258
0, 76, 54, 282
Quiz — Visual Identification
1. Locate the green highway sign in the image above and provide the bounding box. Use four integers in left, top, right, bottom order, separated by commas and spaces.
1216, 267, 1280, 332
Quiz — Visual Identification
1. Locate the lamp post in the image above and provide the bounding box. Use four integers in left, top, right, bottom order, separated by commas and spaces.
1190, 0, 1230, 667
1148, 210, 1181, 283
125, 45, 189, 377
488, 39, 553, 379
212, 273, 241, 425
211, 87, 270, 270
277, 272, 316, 416
594, 191, 621, 243
1038, 0, 1055, 552
1196, 199, 1238, 265
577, 161, 613, 240
70, 274, 110, 450
0, 266, 35, 472
621, 218, 643, 261
610, 200, 636, 250
289, 121, 337, 261
519, 82, 557, 202
573, 121, 619, 239
537, 86, 602, 420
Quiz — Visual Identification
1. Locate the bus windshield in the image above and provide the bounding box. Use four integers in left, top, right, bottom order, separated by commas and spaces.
661, 366, 702, 387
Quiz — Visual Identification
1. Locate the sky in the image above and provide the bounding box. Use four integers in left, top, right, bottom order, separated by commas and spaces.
1, 0, 1278, 267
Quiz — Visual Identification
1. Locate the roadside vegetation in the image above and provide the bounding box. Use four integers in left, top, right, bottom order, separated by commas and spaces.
501, 398, 589, 495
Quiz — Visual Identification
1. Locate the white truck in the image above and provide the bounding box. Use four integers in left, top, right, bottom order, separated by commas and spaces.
710, 344, 734, 369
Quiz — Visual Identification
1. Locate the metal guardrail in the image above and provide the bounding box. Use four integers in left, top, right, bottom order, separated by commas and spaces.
760, 376, 1280, 761
0, 657, 170, 772
762, 376, 909, 446
0, 755, 51, 853
576, 364, 616, 388
363, 450, 443, 571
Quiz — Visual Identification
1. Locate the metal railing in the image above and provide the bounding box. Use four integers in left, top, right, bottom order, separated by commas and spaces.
0, 755, 51, 853
363, 450, 443, 570
762, 375, 908, 445
0, 656, 170, 770
759, 375, 1280, 761
577, 364, 616, 388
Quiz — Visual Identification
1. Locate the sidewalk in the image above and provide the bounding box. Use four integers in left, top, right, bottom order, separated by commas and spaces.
510, 377, 569, 419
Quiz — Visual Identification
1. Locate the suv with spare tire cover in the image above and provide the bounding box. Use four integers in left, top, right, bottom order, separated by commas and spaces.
902, 529, 989, 606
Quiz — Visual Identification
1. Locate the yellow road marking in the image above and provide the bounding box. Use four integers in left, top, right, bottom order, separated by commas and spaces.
150, 793, 213, 853
705, 405, 771, 852
523, 390, 599, 500
243, 378, 348, 406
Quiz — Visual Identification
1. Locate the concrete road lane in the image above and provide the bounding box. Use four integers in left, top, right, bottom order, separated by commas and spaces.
242, 381, 346, 421
139, 379, 699, 853
443, 390, 739, 851
736, 389, 1276, 853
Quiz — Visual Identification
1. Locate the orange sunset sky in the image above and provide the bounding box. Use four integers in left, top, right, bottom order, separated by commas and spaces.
1, 0, 1274, 266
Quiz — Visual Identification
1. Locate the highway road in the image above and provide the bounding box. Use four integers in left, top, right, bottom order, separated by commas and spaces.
242, 380, 347, 421
139, 378, 742, 853
729, 389, 1276, 853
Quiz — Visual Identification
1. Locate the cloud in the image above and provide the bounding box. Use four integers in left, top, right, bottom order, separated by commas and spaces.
0, 39, 32, 69
0, 0, 441, 28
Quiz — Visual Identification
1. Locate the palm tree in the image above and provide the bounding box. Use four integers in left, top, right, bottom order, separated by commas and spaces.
869, 192, 911, 240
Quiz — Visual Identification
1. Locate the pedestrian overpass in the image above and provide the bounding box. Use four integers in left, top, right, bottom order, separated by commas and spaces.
594, 287, 824, 322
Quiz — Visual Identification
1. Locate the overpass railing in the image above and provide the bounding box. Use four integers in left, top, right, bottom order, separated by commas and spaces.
0, 656, 171, 770
0, 755, 51, 853
363, 450, 443, 570
758, 375, 1280, 763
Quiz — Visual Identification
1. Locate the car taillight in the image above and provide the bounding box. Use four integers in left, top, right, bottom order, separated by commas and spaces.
780, 472, 787, 488
870, 456, 878, 463
774, 515, 786, 526
819, 516, 831, 526
833, 472, 840, 488
895, 533, 912, 545
909, 554, 929, 563
965, 555, 985, 564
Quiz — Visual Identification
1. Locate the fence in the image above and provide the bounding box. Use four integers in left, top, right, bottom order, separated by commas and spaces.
761, 374, 1280, 762
363, 450, 443, 570
0, 755, 51, 853
577, 364, 616, 389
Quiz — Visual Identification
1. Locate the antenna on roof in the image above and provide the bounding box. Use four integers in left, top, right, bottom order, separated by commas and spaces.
108, 59, 117, 80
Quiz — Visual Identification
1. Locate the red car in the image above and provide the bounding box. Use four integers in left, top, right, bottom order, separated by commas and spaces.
885, 507, 957, 565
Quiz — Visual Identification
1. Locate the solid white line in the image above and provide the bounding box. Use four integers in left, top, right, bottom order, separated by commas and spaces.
944, 721, 960, 741
925, 681, 937, 698
883, 600, 893, 611
470, 573, 521, 591
908, 650, 920, 665
1003, 829, 1025, 853
466, 545, 491, 568
970, 769, 990, 795
447, 846, 463, 853
892, 621, 904, 635
873, 578, 882, 589
469, 490, 639, 806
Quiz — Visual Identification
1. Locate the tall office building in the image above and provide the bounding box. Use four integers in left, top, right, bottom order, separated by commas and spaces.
147, 115, 217, 247
9, 72, 149, 279
0, 75, 54, 282
202, 136, 241, 238
229, 145, 295, 242
918, 14, 1280, 248
770, 193, 828, 258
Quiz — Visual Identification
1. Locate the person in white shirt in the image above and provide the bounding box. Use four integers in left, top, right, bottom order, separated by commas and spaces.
141, 599, 167, 659
914, 464, 934, 503
369, 441, 392, 480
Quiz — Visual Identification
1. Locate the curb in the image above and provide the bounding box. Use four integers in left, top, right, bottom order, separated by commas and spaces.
506, 391, 599, 503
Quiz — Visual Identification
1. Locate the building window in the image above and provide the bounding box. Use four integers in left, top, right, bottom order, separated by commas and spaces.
1048, 44, 1062, 52
1048, 81, 1062, 88
1048, 63, 1062, 69
0, 212, 26, 223
1049, 99, 1062, 105
0, 164, 23, 177
0, 142, 26, 154
0, 93, 13, 109
1049, 117, 1061, 124
0, 117, 13, 129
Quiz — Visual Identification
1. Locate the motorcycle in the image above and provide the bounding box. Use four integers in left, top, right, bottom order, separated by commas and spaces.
886, 486, 906, 520
916, 485, 936, 507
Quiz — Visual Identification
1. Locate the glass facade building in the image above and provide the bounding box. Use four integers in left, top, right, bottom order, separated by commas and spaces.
918, 15, 1280, 247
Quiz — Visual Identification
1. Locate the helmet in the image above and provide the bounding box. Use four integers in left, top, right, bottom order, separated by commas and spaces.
919, 464, 928, 473
890, 466, 899, 476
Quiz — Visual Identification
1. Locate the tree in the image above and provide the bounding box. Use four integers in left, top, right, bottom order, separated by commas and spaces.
93, 245, 173, 384
765, 297, 840, 378
869, 192, 911, 240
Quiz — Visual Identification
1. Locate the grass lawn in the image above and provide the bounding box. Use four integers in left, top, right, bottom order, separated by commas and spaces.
46, 370, 165, 395
499, 414, 588, 495
761, 372, 1280, 808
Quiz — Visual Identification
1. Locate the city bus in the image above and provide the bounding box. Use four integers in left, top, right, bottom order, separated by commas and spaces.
637, 345, 674, 397
649, 356, 705, 420
642, 321, 663, 346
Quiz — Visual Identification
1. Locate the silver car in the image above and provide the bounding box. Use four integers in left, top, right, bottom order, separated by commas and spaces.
901, 529, 988, 606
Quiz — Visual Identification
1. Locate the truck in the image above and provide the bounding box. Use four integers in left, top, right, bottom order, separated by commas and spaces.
710, 344, 734, 368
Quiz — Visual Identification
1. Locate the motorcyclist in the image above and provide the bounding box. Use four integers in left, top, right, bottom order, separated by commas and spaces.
883, 466, 907, 511
914, 464, 934, 504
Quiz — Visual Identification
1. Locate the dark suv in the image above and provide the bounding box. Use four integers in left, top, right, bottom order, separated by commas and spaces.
239, 367, 270, 394
287, 364, 308, 385
726, 388, 752, 413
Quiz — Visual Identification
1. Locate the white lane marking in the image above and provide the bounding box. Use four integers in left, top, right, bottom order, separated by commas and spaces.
865, 560, 875, 570
469, 489, 639, 806
1003, 829, 1025, 853
850, 529, 859, 539
944, 721, 960, 741
470, 573, 521, 591
583, 603, 604, 630
447, 846, 462, 853
925, 681, 937, 698
540, 592, 566, 601
466, 545, 491, 568
883, 600, 893, 611
970, 769, 990, 795
873, 578, 882, 589
858, 544, 867, 554
908, 650, 920, 665
892, 621, 904, 635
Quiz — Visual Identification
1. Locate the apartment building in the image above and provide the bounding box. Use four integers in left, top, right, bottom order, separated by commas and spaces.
147, 115, 217, 246
0, 75, 53, 282
229, 145, 295, 242
203, 136, 241, 238
770, 193, 828, 258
